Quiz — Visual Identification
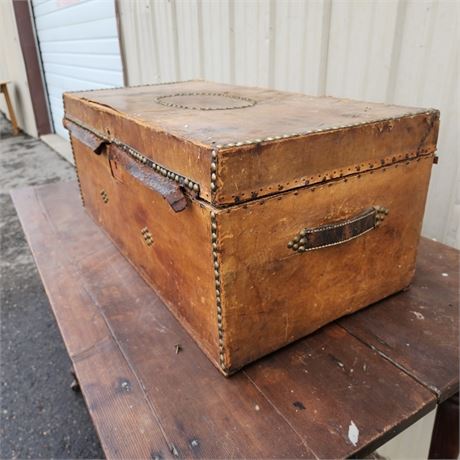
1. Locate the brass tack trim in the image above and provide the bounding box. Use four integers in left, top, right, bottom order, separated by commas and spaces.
65, 81, 438, 153
100, 190, 109, 204
70, 137, 84, 205
210, 210, 226, 371
141, 226, 154, 247
221, 155, 432, 217
220, 151, 435, 209
64, 116, 202, 197
215, 109, 439, 149
155, 92, 257, 111
115, 141, 201, 196
65, 79, 198, 95
210, 143, 219, 198
62, 94, 84, 206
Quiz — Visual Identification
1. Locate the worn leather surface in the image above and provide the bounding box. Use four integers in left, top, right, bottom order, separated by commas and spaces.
63, 118, 107, 154
292, 207, 378, 252
63, 81, 439, 205
64, 81, 433, 146
65, 81, 438, 374
71, 125, 435, 373
72, 139, 220, 364
109, 144, 187, 212
217, 156, 434, 371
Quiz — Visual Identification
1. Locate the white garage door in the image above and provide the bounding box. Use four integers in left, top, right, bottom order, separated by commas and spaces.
31, 0, 124, 138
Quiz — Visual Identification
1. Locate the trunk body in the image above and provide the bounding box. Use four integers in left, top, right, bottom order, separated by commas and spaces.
64, 81, 439, 375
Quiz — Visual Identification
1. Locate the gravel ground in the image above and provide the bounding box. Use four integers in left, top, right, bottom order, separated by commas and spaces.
0, 115, 104, 459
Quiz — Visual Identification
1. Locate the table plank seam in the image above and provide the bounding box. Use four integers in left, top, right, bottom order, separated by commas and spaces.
243, 370, 320, 460
32, 187, 181, 458
70, 336, 113, 363
12, 182, 459, 460
15, 184, 321, 459
337, 323, 442, 400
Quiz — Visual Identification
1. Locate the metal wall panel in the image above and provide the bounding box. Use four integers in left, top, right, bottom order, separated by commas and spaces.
118, 0, 458, 251
31, 0, 124, 138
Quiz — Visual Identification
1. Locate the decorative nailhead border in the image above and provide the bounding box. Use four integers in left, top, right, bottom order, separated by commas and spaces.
114, 141, 201, 193
65, 79, 198, 95
64, 80, 201, 203
210, 109, 438, 205
213, 109, 439, 149
210, 144, 218, 194
155, 92, 257, 111
210, 210, 226, 371
64, 83, 439, 210
222, 148, 435, 205
64, 116, 201, 194
62, 94, 85, 205
220, 154, 434, 215
63, 80, 439, 151
69, 136, 85, 205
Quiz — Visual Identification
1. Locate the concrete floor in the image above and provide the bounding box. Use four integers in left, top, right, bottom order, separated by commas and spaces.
0, 115, 104, 458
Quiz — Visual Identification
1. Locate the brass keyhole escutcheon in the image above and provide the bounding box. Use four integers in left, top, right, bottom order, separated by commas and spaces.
141, 227, 153, 247
100, 190, 109, 204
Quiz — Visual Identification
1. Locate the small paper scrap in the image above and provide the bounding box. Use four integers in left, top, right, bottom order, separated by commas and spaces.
348, 420, 359, 446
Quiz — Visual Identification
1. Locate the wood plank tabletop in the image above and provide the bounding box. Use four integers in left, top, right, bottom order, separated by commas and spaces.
339, 237, 459, 403
11, 181, 459, 459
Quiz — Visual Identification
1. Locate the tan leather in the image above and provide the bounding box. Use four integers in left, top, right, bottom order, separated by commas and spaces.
109, 144, 187, 212
65, 81, 438, 375
63, 80, 439, 206
217, 156, 433, 370
72, 139, 220, 365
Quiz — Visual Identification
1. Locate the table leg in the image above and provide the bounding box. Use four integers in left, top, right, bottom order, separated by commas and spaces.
1, 83, 20, 135
429, 393, 459, 459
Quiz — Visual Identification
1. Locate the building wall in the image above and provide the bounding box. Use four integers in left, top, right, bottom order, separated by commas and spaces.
117, 0, 459, 249
0, 0, 38, 137
31, 0, 124, 138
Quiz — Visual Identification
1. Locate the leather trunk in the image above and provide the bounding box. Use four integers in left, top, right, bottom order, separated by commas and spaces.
63, 80, 439, 375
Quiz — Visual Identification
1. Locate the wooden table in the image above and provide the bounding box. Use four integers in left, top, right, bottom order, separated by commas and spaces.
12, 181, 459, 459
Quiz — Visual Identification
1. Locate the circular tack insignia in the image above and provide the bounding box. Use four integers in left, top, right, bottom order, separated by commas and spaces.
155, 92, 257, 111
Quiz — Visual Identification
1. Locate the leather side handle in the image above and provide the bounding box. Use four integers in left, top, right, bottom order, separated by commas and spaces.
63, 118, 107, 155
287, 206, 389, 253
109, 144, 188, 213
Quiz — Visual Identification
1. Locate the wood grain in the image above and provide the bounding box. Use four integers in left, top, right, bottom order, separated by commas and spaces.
11, 181, 458, 459
245, 325, 436, 458
339, 238, 459, 402
11, 185, 172, 459
12, 182, 313, 459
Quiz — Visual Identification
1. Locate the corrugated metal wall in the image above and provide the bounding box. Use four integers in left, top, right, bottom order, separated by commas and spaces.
118, 0, 459, 249
31, 0, 124, 138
